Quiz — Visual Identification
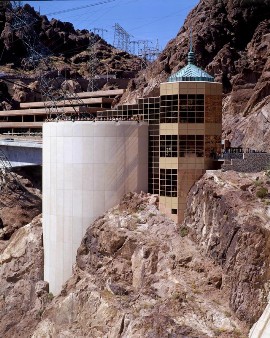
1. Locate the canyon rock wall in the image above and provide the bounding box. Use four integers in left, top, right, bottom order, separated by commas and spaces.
0, 216, 51, 338
2, 181, 269, 336
32, 192, 246, 338
183, 170, 270, 326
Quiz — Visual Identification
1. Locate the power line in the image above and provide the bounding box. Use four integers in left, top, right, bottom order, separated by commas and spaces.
8, 3, 92, 119
44, 0, 117, 17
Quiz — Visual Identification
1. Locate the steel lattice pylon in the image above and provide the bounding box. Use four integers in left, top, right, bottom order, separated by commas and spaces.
113, 23, 131, 53
9, 1, 93, 120
87, 34, 98, 92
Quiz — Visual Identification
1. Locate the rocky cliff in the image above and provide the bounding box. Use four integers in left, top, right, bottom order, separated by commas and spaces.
0, 166, 42, 246
2, 176, 270, 336
0, 3, 141, 76
184, 170, 270, 326
121, 0, 270, 151
0, 2, 142, 106
0, 216, 51, 338
31, 192, 247, 337
0, 166, 47, 338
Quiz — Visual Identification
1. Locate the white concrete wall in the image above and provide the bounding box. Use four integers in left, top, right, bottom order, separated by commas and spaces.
42, 121, 148, 295
249, 301, 270, 338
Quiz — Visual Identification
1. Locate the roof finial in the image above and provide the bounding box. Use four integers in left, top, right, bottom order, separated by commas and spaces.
190, 26, 193, 52
188, 26, 195, 65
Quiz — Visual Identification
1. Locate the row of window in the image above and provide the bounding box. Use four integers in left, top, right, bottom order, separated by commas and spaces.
160, 111, 205, 123
160, 169, 177, 197
160, 135, 204, 157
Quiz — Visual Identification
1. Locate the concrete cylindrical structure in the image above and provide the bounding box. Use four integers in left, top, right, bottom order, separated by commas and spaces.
42, 121, 148, 294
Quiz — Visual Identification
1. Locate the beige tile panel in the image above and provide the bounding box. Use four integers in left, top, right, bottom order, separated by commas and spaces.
164, 197, 178, 205
172, 201, 178, 208
159, 157, 178, 168
211, 83, 222, 95
161, 81, 221, 96
178, 124, 205, 135
159, 196, 166, 205
205, 123, 222, 135
178, 157, 205, 166
171, 214, 178, 223
177, 211, 185, 223
160, 84, 167, 95
160, 123, 178, 135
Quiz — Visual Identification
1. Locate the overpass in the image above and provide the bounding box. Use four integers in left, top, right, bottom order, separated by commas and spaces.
0, 138, 42, 167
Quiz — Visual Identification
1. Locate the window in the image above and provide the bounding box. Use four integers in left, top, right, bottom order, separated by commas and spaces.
179, 94, 204, 123
160, 169, 177, 197
160, 135, 178, 157
160, 95, 178, 123
179, 135, 204, 157
172, 209, 177, 214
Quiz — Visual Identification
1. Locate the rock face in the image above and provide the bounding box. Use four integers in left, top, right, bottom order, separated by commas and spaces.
120, 0, 270, 151
0, 3, 141, 82
0, 216, 51, 338
0, 166, 42, 244
32, 192, 246, 337
1, 184, 269, 336
183, 170, 270, 326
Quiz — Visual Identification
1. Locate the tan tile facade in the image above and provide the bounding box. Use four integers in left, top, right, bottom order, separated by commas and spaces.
98, 81, 222, 224
159, 81, 222, 223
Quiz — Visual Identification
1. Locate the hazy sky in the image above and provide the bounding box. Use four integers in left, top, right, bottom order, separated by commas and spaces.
22, 0, 199, 51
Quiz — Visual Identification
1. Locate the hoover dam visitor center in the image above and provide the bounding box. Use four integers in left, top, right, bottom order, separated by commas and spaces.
43, 48, 222, 294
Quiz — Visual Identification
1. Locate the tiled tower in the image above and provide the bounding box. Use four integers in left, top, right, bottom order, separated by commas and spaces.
158, 44, 222, 222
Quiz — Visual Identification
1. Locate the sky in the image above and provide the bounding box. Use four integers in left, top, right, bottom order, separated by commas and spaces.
21, 0, 199, 52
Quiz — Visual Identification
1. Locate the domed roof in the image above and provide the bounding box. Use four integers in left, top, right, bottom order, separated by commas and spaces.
168, 50, 214, 83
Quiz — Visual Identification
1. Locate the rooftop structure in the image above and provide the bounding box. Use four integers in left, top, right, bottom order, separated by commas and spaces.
0, 89, 125, 135
168, 37, 214, 83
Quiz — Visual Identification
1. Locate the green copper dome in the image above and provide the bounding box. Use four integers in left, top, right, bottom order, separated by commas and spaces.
168, 50, 214, 83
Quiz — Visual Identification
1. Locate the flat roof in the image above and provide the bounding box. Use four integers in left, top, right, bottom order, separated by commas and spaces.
0, 122, 43, 128
20, 97, 113, 109
0, 106, 106, 116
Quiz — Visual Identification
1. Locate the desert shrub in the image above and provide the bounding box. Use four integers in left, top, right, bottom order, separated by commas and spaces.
256, 187, 268, 199
180, 226, 189, 237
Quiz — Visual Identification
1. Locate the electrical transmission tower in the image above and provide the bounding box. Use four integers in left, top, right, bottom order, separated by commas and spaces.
87, 34, 98, 92
92, 27, 108, 39
9, 1, 91, 119
138, 39, 160, 64
113, 23, 131, 53
129, 40, 139, 55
